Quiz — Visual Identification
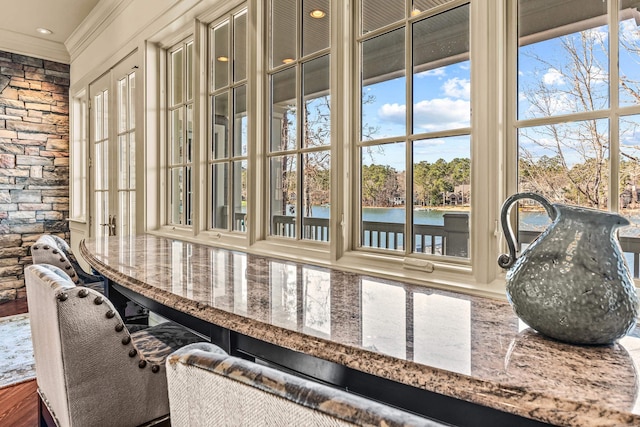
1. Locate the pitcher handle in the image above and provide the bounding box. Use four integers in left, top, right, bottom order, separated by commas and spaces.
497, 193, 556, 269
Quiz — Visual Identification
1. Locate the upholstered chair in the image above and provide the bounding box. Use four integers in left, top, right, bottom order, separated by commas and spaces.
30, 234, 103, 291
166, 342, 447, 427
25, 263, 205, 427
31, 234, 148, 323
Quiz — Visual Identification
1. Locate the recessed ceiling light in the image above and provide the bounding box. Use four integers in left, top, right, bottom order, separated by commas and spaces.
282, 58, 295, 64
217, 56, 229, 62
36, 27, 53, 35
309, 9, 326, 19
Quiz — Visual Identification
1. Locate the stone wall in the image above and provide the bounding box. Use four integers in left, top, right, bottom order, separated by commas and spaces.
0, 50, 70, 304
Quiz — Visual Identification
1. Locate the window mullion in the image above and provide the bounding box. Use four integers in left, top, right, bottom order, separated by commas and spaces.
610, 0, 620, 212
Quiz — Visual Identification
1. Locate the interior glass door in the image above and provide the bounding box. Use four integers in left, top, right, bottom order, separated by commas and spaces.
89, 53, 137, 238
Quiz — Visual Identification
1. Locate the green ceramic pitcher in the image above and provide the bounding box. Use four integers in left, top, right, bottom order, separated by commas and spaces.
498, 192, 639, 345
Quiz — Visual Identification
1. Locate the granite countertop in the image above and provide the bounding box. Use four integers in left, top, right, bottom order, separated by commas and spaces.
80, 234, 640, 427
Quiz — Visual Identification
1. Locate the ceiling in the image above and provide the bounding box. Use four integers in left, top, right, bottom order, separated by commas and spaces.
0, 0, 101, 63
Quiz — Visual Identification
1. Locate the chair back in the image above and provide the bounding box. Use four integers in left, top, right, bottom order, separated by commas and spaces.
25, 264, 170, 427
31, 235, 82, 284
166, 342, 447, 427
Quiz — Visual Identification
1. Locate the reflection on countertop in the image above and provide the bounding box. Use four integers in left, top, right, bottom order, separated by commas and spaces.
81, 234, 640, 427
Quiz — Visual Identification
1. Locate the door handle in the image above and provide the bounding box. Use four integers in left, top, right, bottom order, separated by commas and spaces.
100, 215, 117, 236
109, 215, 117, 236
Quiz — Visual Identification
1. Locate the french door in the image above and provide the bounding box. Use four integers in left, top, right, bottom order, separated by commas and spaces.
89, 53, 137, 238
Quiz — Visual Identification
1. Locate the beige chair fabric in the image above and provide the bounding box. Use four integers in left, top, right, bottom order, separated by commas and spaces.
166, 342, 448, 427
25, 263, 204, 427
31, 234, 102, 290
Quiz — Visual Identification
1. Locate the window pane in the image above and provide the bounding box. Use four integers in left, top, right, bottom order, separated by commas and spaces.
234, 11, 247, 82
412, 5, 470, 133
118, 77, 127, 133
186, 104, 193, 163
413, 136, 470, 258
129, 132, 135, 189
619, 114, 640, 236
619, 1, 640, 107
362, 28, 405, 140
129, 73, 135, 129
171, 107, 183, 164
303, 55, 330, 148
517, 0, 608, 120
518, 120, 609, 238
102, 91, 109, 139
272, 0, 297, 67
271, 67, 297, 152
302, 0, 330, 56
212, 93, 229, 159
185, 166, 192, 225
170, 167, 183, 224
212, 163, 229, 229
302, 151, 330, 241
94, 93, 102, 140
95, 141, 107, 190
270, 154, 297, 238
171, 47, 184, 105
233, 160, 247, 232
361, 0, 404, 34
213, 21, 229, 90
186, 42, 193, 101
118, 134, 128, 189
234, 85, 247, 156
361, 142, 405, 251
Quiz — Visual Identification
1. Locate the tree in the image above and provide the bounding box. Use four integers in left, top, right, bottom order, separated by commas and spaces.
362, 164, 399, 207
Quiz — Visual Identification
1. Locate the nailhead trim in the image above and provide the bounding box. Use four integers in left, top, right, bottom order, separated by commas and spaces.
78, 289, 89, 298
129, 348, 137, 357
106, 310, 115, 319
52, 249, 59, 254
57, 293, 68, 302
138, 360, 147, 369
94, 296, 103, 305
151, 365, 160, 373
115, 323, 125, 332
122, 336, 131, 345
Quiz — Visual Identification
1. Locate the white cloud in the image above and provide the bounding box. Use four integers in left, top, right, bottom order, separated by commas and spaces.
584, 27, 608, 44
543, 68, 564, 86
413, 98, 470, 132
442, 77, 470, 100
416, 68, 446, 78
377, 103, 406, 124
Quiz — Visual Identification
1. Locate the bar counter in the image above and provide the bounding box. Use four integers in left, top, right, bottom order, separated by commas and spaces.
80, 234, 640, 427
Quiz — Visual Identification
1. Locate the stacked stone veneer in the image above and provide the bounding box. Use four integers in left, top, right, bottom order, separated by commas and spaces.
0, 50, 70, 304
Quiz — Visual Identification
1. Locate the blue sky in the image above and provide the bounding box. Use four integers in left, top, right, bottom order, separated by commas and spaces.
361, 61, 471, 172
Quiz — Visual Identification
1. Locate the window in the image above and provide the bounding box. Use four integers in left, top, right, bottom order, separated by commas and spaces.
70, 92, 87, 221
117, 70, 136, 236
358, 0, 471, 258
210, 7, 248, 232
268, 0, 331, 242
168, 39, 194, 226
514, 0, 640, 276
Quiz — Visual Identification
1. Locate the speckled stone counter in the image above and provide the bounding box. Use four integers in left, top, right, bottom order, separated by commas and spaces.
80, 235, 640, 427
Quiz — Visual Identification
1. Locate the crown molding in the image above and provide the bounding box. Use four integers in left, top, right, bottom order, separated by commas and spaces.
65, 0, 130, 63
0, 29, 70, 64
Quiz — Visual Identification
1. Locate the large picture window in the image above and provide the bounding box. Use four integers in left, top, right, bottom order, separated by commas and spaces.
358, 1, 471, 259
210, 7, 248, 232
515, 0, 640, 277
268, 0, 331, 242
168, 39, 194, 226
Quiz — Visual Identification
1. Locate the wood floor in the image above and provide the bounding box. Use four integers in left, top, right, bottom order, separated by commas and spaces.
0, 380, 37, 427
0, 298, 36, 427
